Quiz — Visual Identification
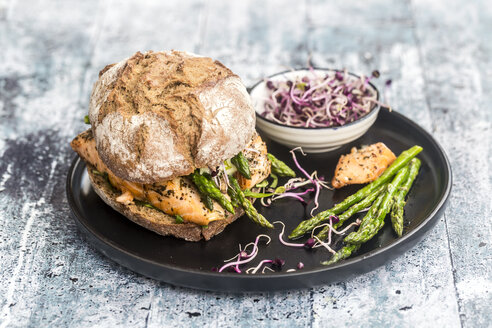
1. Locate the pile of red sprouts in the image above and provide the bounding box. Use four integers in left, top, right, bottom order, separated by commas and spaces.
260, 69, 384, 128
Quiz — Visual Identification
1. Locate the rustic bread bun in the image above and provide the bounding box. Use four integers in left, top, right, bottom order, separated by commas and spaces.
86, 164, 245, 241
89, 50, 255, 184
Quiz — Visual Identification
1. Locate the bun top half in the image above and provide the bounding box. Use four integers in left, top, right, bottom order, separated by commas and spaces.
88, 50, 255, 184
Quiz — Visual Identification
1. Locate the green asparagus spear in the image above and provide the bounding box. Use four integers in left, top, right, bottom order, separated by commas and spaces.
191, 171, 235, 214
267, 153, 296, 177
344, 165, 410, 244
229, 193, 239, 208
91, 169, 107, 178
270, 173, 279, 188
391, 158, 421, 237
175, 215, 184, 224
243, 190, 275, 198
201, 195, 214, 211
91, 169, 117, 192
315, 184, 387, 240
134, 199, 160, 211
323, 167, 411, 265
358, 190, 386, 231
231, 151, 251, 179
228, 176, 273, 228
255, 180, 269, 188
321, 244, 361, 266
288, 145, 423, 239
243, 186, 285, 198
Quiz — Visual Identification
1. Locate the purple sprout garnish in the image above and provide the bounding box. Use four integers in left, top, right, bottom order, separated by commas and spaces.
210, 166, 219, 177
297, 262, 305, 270
272, 258, 285, 268
329, 215, 340, 224
304, 238, 316, 249
385, 79, 392, 87
275, 221, 312, 248
260, 68, 386, 128
218, 234, 271, 273
290, 148, 321, 216
245, 260, 274, 274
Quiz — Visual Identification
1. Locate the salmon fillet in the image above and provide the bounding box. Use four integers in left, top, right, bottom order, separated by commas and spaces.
71, 130, 269, 226
331, 143, 396, 189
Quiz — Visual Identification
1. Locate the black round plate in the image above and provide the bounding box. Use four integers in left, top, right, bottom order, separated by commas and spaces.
66, 110, 452, 292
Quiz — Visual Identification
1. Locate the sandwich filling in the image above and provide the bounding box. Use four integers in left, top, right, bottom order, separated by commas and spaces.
71, 130, 270, 226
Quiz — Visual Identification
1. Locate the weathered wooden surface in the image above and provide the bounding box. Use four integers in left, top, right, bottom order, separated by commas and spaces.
0, 0, 490, 327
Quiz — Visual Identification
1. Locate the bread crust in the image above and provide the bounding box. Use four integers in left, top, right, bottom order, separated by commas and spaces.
89, 50, 255, 184
86, 164, 245, 241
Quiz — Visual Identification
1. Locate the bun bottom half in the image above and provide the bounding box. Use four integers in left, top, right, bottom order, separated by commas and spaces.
86, 164, 245, 242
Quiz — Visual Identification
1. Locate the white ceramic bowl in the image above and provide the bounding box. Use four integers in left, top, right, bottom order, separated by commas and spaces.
250, 69, 381, 153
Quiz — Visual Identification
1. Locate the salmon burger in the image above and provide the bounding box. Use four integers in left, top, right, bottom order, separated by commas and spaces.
71, 50, 271, 241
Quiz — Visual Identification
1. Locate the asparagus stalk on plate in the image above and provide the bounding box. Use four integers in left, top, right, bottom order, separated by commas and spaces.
321, 244, 361, 266
390, 158, 421, 237
322, 164, 411, 265
343, 165, 410, 244
315, 183, 387, 240
321, 190, 386, 265
289, 145, 423, 239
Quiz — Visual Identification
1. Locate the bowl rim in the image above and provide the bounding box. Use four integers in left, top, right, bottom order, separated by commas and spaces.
250, 68, 381, 131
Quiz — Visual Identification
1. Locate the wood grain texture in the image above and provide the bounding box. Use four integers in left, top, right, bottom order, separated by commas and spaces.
410, 1, 492, 326
0, 0, 490, 327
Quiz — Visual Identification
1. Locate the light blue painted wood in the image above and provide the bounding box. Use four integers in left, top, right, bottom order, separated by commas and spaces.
0, 0, 490, 327
411, 1, 492, 326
